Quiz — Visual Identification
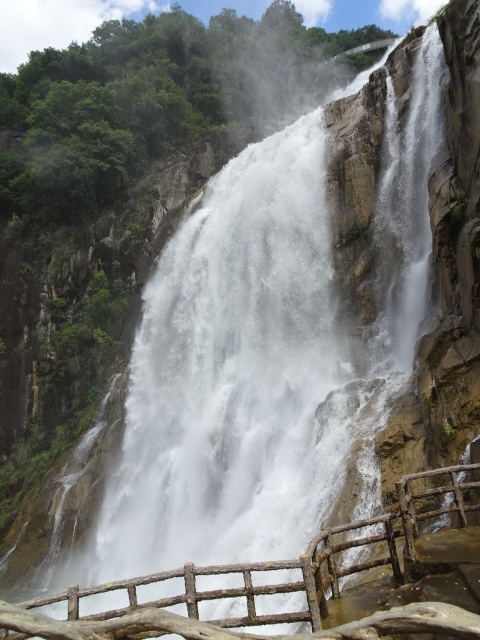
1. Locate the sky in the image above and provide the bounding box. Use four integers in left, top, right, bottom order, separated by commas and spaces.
0, 0, 447, 74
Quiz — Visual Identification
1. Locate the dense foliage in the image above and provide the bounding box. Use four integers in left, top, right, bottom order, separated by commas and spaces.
0, 1, 396, 226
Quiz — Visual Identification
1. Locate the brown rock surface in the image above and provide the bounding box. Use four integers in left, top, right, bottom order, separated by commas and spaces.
325, 67, 387, 339
375, 0, 480, 511
375, 385, 425, 509
0, 370, 128, 590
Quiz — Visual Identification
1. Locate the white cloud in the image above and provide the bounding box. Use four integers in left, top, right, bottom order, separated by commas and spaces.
379, 0, 445, 23
295, 0, 332, 27
0, 0, 170, 74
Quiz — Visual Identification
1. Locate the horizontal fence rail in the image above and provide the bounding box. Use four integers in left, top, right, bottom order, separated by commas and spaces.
7, 558, 321, 638
2, 462, 480, 639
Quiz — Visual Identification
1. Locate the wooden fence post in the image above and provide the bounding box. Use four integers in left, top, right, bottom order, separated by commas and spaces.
300, 554, 322, 632
450, 471, 468, 528
184, 563, 199, 619
312, 548, 329, 619
396, 482, 418, 561
127, 586, 138, 611
67, 584, 79, 621
243, 570, 256, 620
326, 534, 340, 598
385, 518, 402, 583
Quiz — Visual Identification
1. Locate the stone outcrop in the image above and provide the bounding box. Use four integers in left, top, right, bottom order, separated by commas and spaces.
1, 370, 128, 588
325, 67, 387, 342
321, 0, 480, 515
375, 383, 425, 509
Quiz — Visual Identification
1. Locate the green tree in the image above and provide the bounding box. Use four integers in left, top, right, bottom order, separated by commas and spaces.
110, 64, 195, 158
15, 46, 98, 105
88, 19, 141, 79
0, 150, 27, 218
24, 81, 133, 220
260, 0, 304, 32
0, 73, 27, 129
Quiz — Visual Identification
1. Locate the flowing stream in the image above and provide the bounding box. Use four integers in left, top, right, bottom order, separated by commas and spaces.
3, 24, 448, 628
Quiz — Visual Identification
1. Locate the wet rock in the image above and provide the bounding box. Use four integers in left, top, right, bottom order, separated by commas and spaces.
0, 370, 129, 589
386, 26, 426, 102
406, 526, 480, 583
189, 142, 215, 181
325, 67, 387, 345
375, 385, 425, 509
438, 0, 480, 222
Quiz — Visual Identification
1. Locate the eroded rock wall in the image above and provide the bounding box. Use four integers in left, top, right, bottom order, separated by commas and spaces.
376, 0, 480, 509
325, 66, 387, 360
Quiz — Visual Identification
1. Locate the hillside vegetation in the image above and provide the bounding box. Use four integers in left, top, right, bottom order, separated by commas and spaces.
0, 1, 396, 225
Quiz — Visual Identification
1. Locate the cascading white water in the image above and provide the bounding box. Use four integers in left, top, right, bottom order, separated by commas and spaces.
21, 23, 448, 626
36, 374, 122, 587
87, 107, 341, 584
372, 26, 446, 373
336, 25, 448, 571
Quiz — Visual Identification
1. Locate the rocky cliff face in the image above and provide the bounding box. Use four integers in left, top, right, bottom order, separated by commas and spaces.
325, 64, 387, 363
321, 0, 480, 517
377, 0, 480, 507
0, 126, 258, 590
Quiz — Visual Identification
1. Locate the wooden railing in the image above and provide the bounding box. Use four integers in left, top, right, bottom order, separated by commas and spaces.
3, 462, 480, 638
396, 462, 480, 561
304, 511, 404, 617
9, 558, 322, 635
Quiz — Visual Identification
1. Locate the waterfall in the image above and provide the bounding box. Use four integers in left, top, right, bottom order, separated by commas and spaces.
335, 24, 448, 570
372, 26, 447, 373
19, 24, 448, 625
88, 107, 340, 582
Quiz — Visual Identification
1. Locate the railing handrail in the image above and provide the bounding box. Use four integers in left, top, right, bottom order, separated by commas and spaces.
396, 462, 480, 562
398, 462, 480, 484
304, 511, 402, 559
8, 461, 480, 637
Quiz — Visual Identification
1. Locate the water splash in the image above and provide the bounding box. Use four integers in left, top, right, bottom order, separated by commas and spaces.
88, 107, 338, 583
